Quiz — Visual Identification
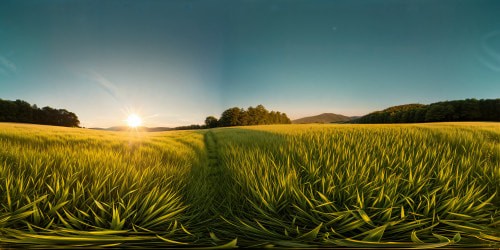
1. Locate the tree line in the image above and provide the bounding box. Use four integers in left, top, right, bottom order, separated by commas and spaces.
0, 99, 80, 127
353, 98, 500, 124
205, 104, 291, 128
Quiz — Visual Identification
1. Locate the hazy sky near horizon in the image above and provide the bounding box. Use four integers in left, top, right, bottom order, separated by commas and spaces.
1, 0, 499, 127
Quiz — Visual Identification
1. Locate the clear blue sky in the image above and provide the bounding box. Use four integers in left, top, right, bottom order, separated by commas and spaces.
1, 0, 499, 127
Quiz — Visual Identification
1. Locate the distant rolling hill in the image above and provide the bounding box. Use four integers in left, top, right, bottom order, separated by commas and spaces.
292, 113, 352, 124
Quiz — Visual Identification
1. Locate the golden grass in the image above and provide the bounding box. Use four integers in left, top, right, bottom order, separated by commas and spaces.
0, 122, 498, 247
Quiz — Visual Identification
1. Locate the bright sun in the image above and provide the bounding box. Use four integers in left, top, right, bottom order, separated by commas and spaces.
126, 114, 142, 128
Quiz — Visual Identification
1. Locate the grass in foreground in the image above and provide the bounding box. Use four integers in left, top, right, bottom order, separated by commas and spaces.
0, 122, 498, 248
0, 123, 208, 247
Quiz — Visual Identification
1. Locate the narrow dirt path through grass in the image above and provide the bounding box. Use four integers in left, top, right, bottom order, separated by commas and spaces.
181, 130, 238, 244
203, 130, 227, 210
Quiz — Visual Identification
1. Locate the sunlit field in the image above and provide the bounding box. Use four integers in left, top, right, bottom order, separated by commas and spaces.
0, 122, 498, 248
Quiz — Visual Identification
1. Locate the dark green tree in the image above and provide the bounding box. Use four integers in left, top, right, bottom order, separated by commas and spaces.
216, 105, 291, 127
0, 98, 80, 127
219, 107, 243, 127
204, 116, 218, 128
425, 104, 455, 122
354, 98, 500, 124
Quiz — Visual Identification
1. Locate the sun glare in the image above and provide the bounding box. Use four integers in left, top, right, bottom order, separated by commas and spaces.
126, 114, 142, 128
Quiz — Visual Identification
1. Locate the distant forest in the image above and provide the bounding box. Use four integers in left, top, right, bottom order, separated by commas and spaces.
0, 99, 80, 127
204, 104, 291, 128
2, 98, 498, 129
354, 98, 500, 123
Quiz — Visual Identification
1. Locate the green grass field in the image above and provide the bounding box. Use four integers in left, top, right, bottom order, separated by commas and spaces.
0, 122, 498, 248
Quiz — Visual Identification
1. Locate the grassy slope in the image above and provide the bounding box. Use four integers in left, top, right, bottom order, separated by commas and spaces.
292, 113, 351, 124
0, 122, 498, 248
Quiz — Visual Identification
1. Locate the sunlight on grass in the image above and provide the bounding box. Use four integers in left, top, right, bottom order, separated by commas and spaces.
0, 122, 498, 248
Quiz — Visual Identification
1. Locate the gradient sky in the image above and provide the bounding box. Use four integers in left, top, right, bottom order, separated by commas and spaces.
1, 0, 499, 127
